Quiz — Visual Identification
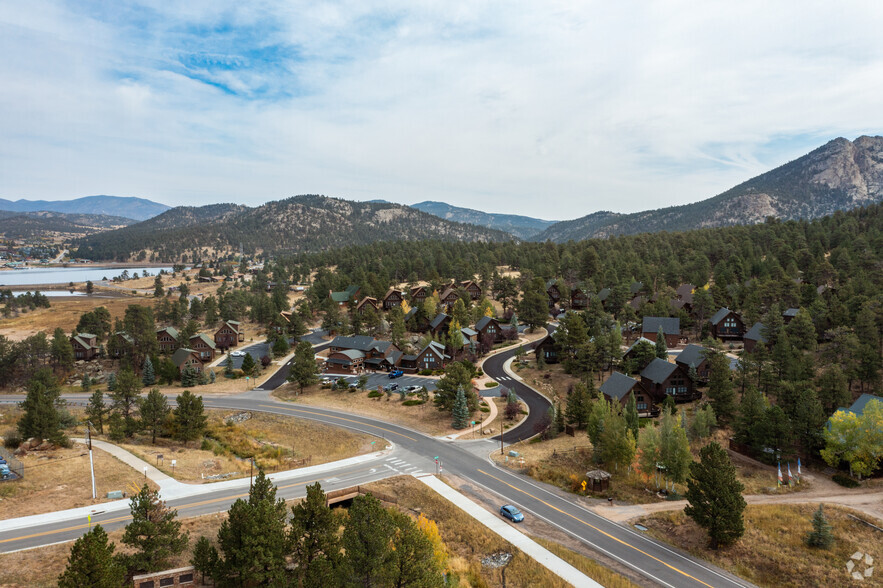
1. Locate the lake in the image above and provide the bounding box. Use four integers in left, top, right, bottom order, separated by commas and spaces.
0, 266, 174, 287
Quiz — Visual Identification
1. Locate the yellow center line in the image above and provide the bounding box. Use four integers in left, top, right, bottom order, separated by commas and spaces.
476, 469, 715, 588
258, 404, 417, 441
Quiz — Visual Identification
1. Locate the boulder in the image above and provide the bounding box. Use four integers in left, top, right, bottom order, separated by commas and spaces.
36, 442, 54, 451
13, 447, 27, 457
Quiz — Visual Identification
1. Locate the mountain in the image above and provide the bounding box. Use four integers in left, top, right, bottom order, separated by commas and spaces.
0, 210, 136, 239
533, 135, 883, 242
0, 195, 170, 221
74, 195, 513, 262
411, 201, 557, 239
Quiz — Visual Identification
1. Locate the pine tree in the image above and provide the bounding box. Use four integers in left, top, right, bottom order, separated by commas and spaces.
106, 372, 116, 392
18, 372, 65, 444
57, 525, 126, 588
138, 388, 169, 444
452, 387, 470, 429
224, 353, 234, 376
196, 369, 208, 385
338, 493, 396, 587
50, 327, 74, 372
689, 405, 717, 441
388, 509, 446, 588
81, 373, 92, 391
625, 392, 640, 441
805, 504, 834, 549
289, 482, 340, 586
288, 341, 318, 393
181, 366, 198, 387
141, 356, 155, 387
111, 368, 141, 438
655, 327, 668, 359
240, 352, 256, 377
565, 382, 591, 429
121, 485, 189, 573
684, 442, 746, 549
554, 401, 565, 435
209, 369, 216, 384
173, 390, 207, 443
85, 390, 107, 435
586, 392, 610, 447
190, 536, 219, 585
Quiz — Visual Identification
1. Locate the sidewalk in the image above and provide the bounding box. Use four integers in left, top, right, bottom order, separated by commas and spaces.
418, 475, 599, 588
440, 392, 499, 440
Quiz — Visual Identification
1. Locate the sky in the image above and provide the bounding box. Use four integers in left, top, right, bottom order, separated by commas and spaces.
1, 1, 882, 220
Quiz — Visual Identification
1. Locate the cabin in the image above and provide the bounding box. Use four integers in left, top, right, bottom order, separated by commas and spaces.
709, 308, 745, 341
675, 344, 710, 383
156, 326, 180, 353
474, 316, 505, 345
409, 286, 429, 305
329, 285, 361, 309
189, 333, 217, 362
571, 287, 589, 310
381, 289, 404, 310
110, 331, 133, 358
641, 317, 680, 348
414, 341, 448, 371
71, 333, 99, 361
214, 320, 243, 349
439, 287, 460, 309
743, 322, 768, 353
782, 308, 800, 324
354, 297, 379, 315
670, 283, 695, 313
600, 372, 659, 417
545, 281, 562, 309
327, 336, 401, 371
460, 280, 482, 301
640, 358, 697, 403
429, 313, 452, 337
325, 349, 365, 374
460, 327, 478, 347
534, 334, 561, 364
171, 348, 203, 374
629, 281, 644, 298
623, 336, 656, 363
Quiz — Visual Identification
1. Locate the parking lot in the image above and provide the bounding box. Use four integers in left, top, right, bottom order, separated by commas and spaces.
320, 372, 437, 392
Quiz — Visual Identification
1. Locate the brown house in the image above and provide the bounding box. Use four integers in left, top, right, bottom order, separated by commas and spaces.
571, 288, 589, 310
110, 331, 133, 358
439, 287, 459, 309
675, 344, 710, 383
382, 289, 404, 310
743, 322, 768, 353
600, 372, 659, 417
410, 286, 429, 305
71, 333, 99, 361
156, 326, 180, 353
475, 316, 504, 344
546, 281, 562, 309
215, 320, 243, 349
325, 349, 365, 374
709, 308, 745, 341
641, 317, 680, 348
429, 313, 452, 337
414, 341, 448, 371
355, 297, 379, 315
640, 358, 697, 403
460, 280, 482, 301
189, 333, 217, 362
171, 348, 203, 374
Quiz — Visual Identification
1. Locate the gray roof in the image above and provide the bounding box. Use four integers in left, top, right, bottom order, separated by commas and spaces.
388, 349, 403, 365
475, 316, 498, 331
744, 322, 767, 343
641, 358, 678, 384
404, 307, 418, 321
172, 348, 198, 367
597, 287, 611, 301
844, 393, 881, 416
783, 308, 800, 318
461, 327, 478, 337
329, 335, 378, 352
421, 340, 448, 360
629, 281, 643, 295
676, 283, 695, 302
600, 372, 641, 401
676, 344, 707, 368
430, 313, 450, 330
625, 336, 654, 355
333, 349, 365, 361
710, 307, 741, 326
402, 354, 417, 361
642, 317, 680, 336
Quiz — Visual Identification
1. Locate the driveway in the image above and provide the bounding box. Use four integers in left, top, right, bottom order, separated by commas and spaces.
321, 372, 437, 392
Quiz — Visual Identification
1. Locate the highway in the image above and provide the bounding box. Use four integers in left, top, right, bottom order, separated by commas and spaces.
0, 329, 753, 588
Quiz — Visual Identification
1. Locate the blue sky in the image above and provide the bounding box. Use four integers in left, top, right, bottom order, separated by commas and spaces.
1, 1, 882, 219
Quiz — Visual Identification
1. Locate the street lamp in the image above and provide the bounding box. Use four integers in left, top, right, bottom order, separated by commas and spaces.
86, 421, 96, 500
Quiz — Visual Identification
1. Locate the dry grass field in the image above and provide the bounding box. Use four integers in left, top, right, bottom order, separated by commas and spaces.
0, 295, 137, 341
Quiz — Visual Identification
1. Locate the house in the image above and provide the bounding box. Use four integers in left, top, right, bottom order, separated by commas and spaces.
623, 337, 655, 362
546, 280, 562, 309
743, 322, 767, 353
189, 333, 217, 362
429, 313, 451, 336
110, 331, 133, 358
841, 393, 882, 417
628, 295, 646, 311
460, 280, 482, 301
571, 287, 589, 310
641, 317, 681, 348
329, 285, 361, 309
629, 281, 644, 298
403, 306, 419, 324
355, 297, 379, 314
460, 327, 478, 346
414, 341, 449, 371
214, 320, 243, 349
671, 283, 695, 313
439, 286, 460, 309
71, 333, 99, 361
596, 287, 611, 304
675, 344, 710, 383
325, 349, 366, 374
640, 358, 697, 403
709, 308, 745, 341
782, 308, 800, 324
381, 289, 404, 310
600, 372, 658, 417
475, 316, 505, 345
156, 326, 181, 353
327, 336, 401, 372
171, 348, 203, 374
409, 286, 429, 305
534, 333, 561, 364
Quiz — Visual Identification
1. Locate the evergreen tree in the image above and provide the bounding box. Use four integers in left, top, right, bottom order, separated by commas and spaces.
338, 493, 396, 587
18, 371, 65, 444
659, 409, 692, 490
57, 525, 126, 588
706, 348, 736, 424
224, 353, 234, 377
288, 341, 318, 393
190, 536, 219, 585
518, 277, 548, 331
121, 485, 189, 573
289, 482, 340, 586
689, 405, 717, 441
196, 368, 209, 386
433, 361, 477, 412
734, 385, 767, 448
598, 409, 637, 472
209, 369, 216, 384
271, 332, 290, 358
625, 391, 640, 442
106, 371, 116, 392
554, 401, 565, 436
452, 387, 470, 429
141, 356, 156, 387
388, 509, 445, 588
684, 442, 746, 549
565, 382, 591, 429
173, 390, 208, 443
181, 366, 199, 387
655, 327, 668, 359
86, 389, 107, 435
50, 327, 74, 371
805, 504, 834, 549
81, 373, 92, 391
138, 388, 169, 444
240, 353, 256, 377
586, 392, 610, 448
111, 368, 141, 438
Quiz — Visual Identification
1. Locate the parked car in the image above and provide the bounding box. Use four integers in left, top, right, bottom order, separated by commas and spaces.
230, 350, 246, 357
383, 383, 399, 392
404, 385, 422, 393
320, 377, 333, 385
348, 382, 359, 390
388, 369, 404, 378
499, 505, 524, 523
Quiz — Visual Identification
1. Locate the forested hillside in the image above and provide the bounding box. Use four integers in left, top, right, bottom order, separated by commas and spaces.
0, 195, 169, 221
0, 210, 136, 238
411, 200, 557, 239
74, 195, 512, 262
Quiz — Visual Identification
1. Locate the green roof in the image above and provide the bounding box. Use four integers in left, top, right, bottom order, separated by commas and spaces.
157, 326, 180, 340
190, 333, 216, 349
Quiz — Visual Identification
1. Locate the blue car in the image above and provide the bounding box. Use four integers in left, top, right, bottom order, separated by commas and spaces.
388, 370, 404, 378
500, 505, 524, 523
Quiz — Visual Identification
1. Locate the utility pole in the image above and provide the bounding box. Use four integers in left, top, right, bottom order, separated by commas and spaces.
86, 421, 96, 500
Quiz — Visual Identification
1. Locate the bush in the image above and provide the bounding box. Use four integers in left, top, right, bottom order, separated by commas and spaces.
419, 369, 433, 376
2, 430, 22, 449
480, 407, 490, 413
832, 473, 860, 488
402, 399, 424, 406
484, 382, 499, 388
367, 391, 382, 398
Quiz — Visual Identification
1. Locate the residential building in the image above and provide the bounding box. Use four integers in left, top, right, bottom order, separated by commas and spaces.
429, 313, 451, 337
475, 315, 504, 344
71, 333, 99, 361
382, 289, 404, 310
460, 280, 482, 301
675, 344, 710, 383
189, 333, 217, 362
156, 326, 180, 353
329, 285, 361, 309
709, 308, 745, 341
600, 372, 659, 417
640, 358, 697, 403
214, 320, 243, 349
171, 348, 203, 374
354, 297, 378, 314
534, 334, 560, 364
782, 308, 800, 324
641, 317, 681, 347
546, 280, 562, 309
743, 322, 767, 353
414, 341, 448, 371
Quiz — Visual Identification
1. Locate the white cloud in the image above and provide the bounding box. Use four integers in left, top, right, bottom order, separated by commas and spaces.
1, 1, 882, 219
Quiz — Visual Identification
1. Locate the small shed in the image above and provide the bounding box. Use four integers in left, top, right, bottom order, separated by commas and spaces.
586, 469, 611, 493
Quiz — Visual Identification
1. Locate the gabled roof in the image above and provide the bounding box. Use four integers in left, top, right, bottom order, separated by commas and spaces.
382, 288, 402, 301
629, 281, 643, 295
77, 333, 97, 339
330, 291, 352, 303
115, 331, 134, 344
410, 285, 427, 295
461, 327, 478, 337
545, 280, 560, 291
625, 336, 654, 355
596, 287, 611, 302
356, 297, 377, 310
157, 326, 180, 340
676, 344, 707, 368
475, 315, 499, 332
430, 313, 450, 330
783, 308, 800, 318
710, 307, 737, 326
420, 340, 448, 360
387, 349, 403, 365
71, 335, 99, 350
642, 317, 680, 336
676, 283, 695, 301
171, 348, 199, 367
329, 335, 378, 352
461, 280, 480, 289
333, 349, 365, 361
600, 372, 641, 401
843, 393, 881, 416
439, 286, 457, 300
641, 358, 679, 384
190, 333, 216, 349
744, 322, 767, 343
224, 320, 241, 333
404, 307, 418, 321
372, 340, 394, 355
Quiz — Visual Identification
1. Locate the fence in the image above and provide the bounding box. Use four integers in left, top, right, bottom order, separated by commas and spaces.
324, 485, 398, 506
0, 447, 23, 481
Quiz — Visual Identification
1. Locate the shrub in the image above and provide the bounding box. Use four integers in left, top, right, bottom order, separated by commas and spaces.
402, 399, 424, 406
484, 382, 499, 388
480, 407, 490, 413
2, 430, 21, 449
832, 473, 860, 488
367, 391, 382, 398
419, 369, 433, 376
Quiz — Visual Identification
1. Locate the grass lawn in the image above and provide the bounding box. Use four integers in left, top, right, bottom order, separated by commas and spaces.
635, 504, 883, 588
